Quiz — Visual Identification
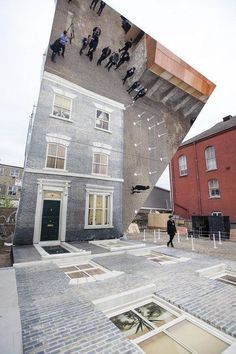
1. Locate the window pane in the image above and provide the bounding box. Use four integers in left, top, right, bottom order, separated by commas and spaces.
167, 320, 229, 354
110, 311, 152, 340
104, 209, 108, 224
93, 164, 100, 174
88, 209, 93, 225
57, 145, 65, 158
100, 165, 107, 175
94, 154, 100, 163
100, 154, 108, 164
61, 109, 70, 119
48, 144, 57, 156
89, 195, 94, 208
55, 158, 65, 169
102, 121, 109, 130
139, 332, 190, 354
96, 196, 103, 208
135, 302, 177, 328
47, 156, 56, 168
95, 210, 102, 225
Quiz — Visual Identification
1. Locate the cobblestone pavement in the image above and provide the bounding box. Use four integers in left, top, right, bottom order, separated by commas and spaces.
14, 239, 236, 353
127, 231, 236, 261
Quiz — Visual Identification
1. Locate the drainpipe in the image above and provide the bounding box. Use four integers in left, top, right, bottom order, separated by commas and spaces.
169, 161, 175, 214
193, 142, 202, 215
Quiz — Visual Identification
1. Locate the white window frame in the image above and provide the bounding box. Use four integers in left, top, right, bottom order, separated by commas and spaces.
205, 146, 217, 171
178, 155, 188, 176
44, 134, 71, 172
51, 93, 72, 121
46, 143, 66, 170
92, 153, 109, 176
95, 109, 111, 132
211, 211, 223, 216
85, 185, 114, 229
10, 168, 19, 177
8, 186, 17, 196
106, 295, 233, 352
208, 179, 220, 198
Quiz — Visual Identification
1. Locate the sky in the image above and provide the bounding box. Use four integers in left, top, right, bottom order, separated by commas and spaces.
1, 0, 236, 189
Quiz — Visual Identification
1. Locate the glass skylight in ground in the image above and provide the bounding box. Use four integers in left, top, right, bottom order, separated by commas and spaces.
109, 299, 230, 354
60, 263, 106, 280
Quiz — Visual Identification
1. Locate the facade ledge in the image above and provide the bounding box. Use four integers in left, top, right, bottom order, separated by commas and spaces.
84, 225, 114, 229
49, 114, 74, 123
95, 127, 112, 134
25, 168, 124, 183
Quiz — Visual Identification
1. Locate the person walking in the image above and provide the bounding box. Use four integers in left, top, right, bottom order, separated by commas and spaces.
122, 67, 135, 84
86, 36, 99, 61
97, 46, 111, 65
80, 35, 91, 55
127, 80, 142, 94
97, 1, 106, 15
90, 0, 99, 10
119, 39, 132, 53
59, 30, 69, 57
105, 52, 119, 71
115, 51, 130, 70
132, 88, 147, 102
167, 215, 177, 247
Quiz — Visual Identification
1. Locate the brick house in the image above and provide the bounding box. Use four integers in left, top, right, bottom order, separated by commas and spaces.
0, 164, 23, 207
170, 115, 236, 229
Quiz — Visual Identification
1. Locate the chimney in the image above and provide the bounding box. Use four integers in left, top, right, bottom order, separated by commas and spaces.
223, 115, 232, 122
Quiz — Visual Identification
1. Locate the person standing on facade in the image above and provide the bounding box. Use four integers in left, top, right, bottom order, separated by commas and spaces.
132, 87, 147, 102
167, 215, 177, 247
80, 35, 91, 55
105, 52, 119, 71
119, 39, 132, 53
92, 26, 101, 38
97, 46, 111, 65
90, 0, 99, 10
59, 30, 69, 57
127, 80, 142, 94
122, 67, 135, 84
50, 38, 62, 63
97, 1, 106, 15
86, 36, 99, 61
115, 51, 130, 70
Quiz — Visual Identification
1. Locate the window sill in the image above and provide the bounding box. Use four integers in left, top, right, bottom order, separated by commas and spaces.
179, 173, 188, 177
43, 167, 68, 172
91, 173, 110, 177
84, 225, 114, 229
49, 114, 73, 123
209, 196, 221, 199
95, 127, 112, 134
206, 168, 217, 172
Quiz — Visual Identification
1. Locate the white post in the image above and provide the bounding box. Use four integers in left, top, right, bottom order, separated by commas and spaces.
177, 231, 180, 243
218, 231, 222, 245
158, 228, 161, 240
213, 233, 217, 249
153, 230, 157, 243
143, 229, 146, 241
186, 230, 189, 240
191, 234, 195, 251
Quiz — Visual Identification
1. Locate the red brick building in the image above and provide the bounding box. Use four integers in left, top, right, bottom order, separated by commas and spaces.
170, 115, 236, 224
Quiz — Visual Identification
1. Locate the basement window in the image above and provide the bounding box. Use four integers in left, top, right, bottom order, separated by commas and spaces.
60, 262, 108, 284
107, 296, 232, 354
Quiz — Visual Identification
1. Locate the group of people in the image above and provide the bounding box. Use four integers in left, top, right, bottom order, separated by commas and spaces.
50, 1, 148, 103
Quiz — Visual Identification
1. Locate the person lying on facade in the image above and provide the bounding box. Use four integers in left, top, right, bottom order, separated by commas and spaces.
131, 185, 150, 194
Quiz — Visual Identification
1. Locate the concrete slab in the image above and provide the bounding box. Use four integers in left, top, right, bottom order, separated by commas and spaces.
0, 268, 22, 354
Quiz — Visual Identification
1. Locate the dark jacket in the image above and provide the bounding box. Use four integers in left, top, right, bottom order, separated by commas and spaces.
167, 219, 177, 236
110, 52, 119, 64
101, 46, 111, 58
50, 39, 62, 53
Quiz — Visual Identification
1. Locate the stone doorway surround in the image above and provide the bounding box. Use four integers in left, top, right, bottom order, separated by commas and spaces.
33, 179, 70, 244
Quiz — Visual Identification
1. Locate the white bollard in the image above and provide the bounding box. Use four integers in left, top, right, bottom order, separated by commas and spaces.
213, 233, 217, 249
218, 231, 222, 245
177, 231, 180, 243
143, 229, 146, 241
191, 234, 195, 251
153, 230, 157, 243
158, 228, 161, 240
186, 231, 189, 240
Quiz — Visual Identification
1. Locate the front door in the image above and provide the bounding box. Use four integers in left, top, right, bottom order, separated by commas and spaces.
40, 200, 60, 241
